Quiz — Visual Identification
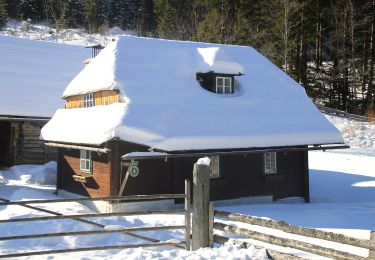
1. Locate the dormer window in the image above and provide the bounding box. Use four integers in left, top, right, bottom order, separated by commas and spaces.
216, 76, 232, 94
196, 72, 236, 94
83, 93, 94, 107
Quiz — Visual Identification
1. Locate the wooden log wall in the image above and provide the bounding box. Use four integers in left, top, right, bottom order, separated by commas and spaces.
11, 121, 56, 165
65, 90, 124, 109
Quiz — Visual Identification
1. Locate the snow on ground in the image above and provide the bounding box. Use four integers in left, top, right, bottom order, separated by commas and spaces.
326, 115, 375, 149
0, 20, 128, 47
1, 20, 374, 258
0, 163, 268, 259
1, 116, 374, 259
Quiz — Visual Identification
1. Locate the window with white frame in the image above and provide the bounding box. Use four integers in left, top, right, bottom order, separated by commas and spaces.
216, 76, 232, 94
210, 155, 220, 178
264, 152, 277, 174
80, 150, 92, 173
82, 93, 94, 107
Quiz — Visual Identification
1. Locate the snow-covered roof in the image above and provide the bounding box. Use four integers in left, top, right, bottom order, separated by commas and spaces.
41, 36, 344, 151
197, 47, 244, 75
0, 36, 91, 117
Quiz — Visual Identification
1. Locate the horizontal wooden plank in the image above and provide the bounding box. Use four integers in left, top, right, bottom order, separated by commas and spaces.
215, 210, 375, 251
0, 241, 184, 258
0, 194, 185, 206
214, 222, 367, 260
0, 209, 185, 224
0, 225, 185, 241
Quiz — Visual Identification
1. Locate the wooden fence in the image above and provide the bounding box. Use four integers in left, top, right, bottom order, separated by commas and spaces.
188, 163, 375, 259
213, 210, 375, 260
316, 104, 375, 122
0, 179, 191, 258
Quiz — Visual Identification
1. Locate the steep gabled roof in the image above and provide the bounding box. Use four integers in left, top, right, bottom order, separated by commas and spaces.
41, 36, 344, 151
0, 36, 90, 118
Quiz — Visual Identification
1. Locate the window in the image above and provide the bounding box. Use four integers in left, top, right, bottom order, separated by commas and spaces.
82, 93, 94, 107
80, 150, 92, 173
264, 152, 277, 174
210, 156, 220, 178
216, 76, 232, 94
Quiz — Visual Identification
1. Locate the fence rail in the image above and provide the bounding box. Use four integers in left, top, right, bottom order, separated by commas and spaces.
316, 104, 375, 122
214, 210, 373, 260
0, 181, 191, 257
0, 242, 184, 259
215, 210, 375, 250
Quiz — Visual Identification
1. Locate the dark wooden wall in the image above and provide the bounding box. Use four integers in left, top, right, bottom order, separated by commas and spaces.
58, 140, 309, 202
170, 150, 308, 201
0, 120, 56, 166
116, 141, 173, 196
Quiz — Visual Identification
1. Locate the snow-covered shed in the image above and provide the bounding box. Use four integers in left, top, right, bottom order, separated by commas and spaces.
0, 36, 90, 165
41, 36, 344, 203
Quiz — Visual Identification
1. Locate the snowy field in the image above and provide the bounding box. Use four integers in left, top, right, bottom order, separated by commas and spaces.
0, 116, 374, 259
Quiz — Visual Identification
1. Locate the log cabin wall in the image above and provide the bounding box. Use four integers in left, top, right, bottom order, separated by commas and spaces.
115, 141, 173, 197
58, 148, 111, 197
57, 139, 308, 202
9, 121, 56, 165
65, 90, 123, 109
115, 144, 307, 201
170, 149, 308, 202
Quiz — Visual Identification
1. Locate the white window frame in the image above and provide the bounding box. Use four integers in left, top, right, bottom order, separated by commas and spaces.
80, 150, 92, 173
82, 93, 94, 107
264, 152, 277, 175
216, 76, 232, 94
210, 155, 220, 178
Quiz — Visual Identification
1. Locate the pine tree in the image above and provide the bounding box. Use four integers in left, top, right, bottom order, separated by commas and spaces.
155, 0, 196, 39
19, 0, 44, 21
195, 0, 238, 43
5, 0, 19, 18
66, 0, 85, 28
109, 0, 139, 30
136, 0, 155, 36
84, 0, 107, 33
0, 0, 7, 29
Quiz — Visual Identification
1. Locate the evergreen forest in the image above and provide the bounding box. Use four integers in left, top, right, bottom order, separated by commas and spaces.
1, 0, 375, 115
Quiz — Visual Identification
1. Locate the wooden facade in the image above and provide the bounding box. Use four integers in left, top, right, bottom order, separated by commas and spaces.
57, 140, 310, 202
65, 90, 124, 109
0, 119, 56, 166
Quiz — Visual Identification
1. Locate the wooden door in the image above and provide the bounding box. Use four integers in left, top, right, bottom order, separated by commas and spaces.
0, 121, 12, 165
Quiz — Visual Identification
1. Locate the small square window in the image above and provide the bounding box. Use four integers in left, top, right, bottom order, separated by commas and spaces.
82, 93, 94, 107
216, 77, 232, 94
210, 156, 220, 178
80, 150, 92, 173
264, 152, 277, 175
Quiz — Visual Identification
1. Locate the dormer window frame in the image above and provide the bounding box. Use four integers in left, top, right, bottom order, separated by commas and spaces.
216, 76, 233, 94
83, 92, 94, 107
196, 72, 237, 95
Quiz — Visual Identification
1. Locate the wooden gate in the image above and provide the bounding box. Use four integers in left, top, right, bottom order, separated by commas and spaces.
0, 179, 191, 258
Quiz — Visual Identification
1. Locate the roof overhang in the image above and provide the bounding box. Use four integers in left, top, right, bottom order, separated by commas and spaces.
44, 142, 110, 153
0, 115, 50, 122
122, 144, 349, 161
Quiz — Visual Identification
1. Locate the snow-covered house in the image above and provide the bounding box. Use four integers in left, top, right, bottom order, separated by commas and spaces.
0, 36, 90, 165
41, 36, 344, 203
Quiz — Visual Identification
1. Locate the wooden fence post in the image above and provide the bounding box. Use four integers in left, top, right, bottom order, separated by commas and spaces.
192, 163, 210, 250
208, 202, 214, 247
370, 231, 375, 258
185, 179, 191, 251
